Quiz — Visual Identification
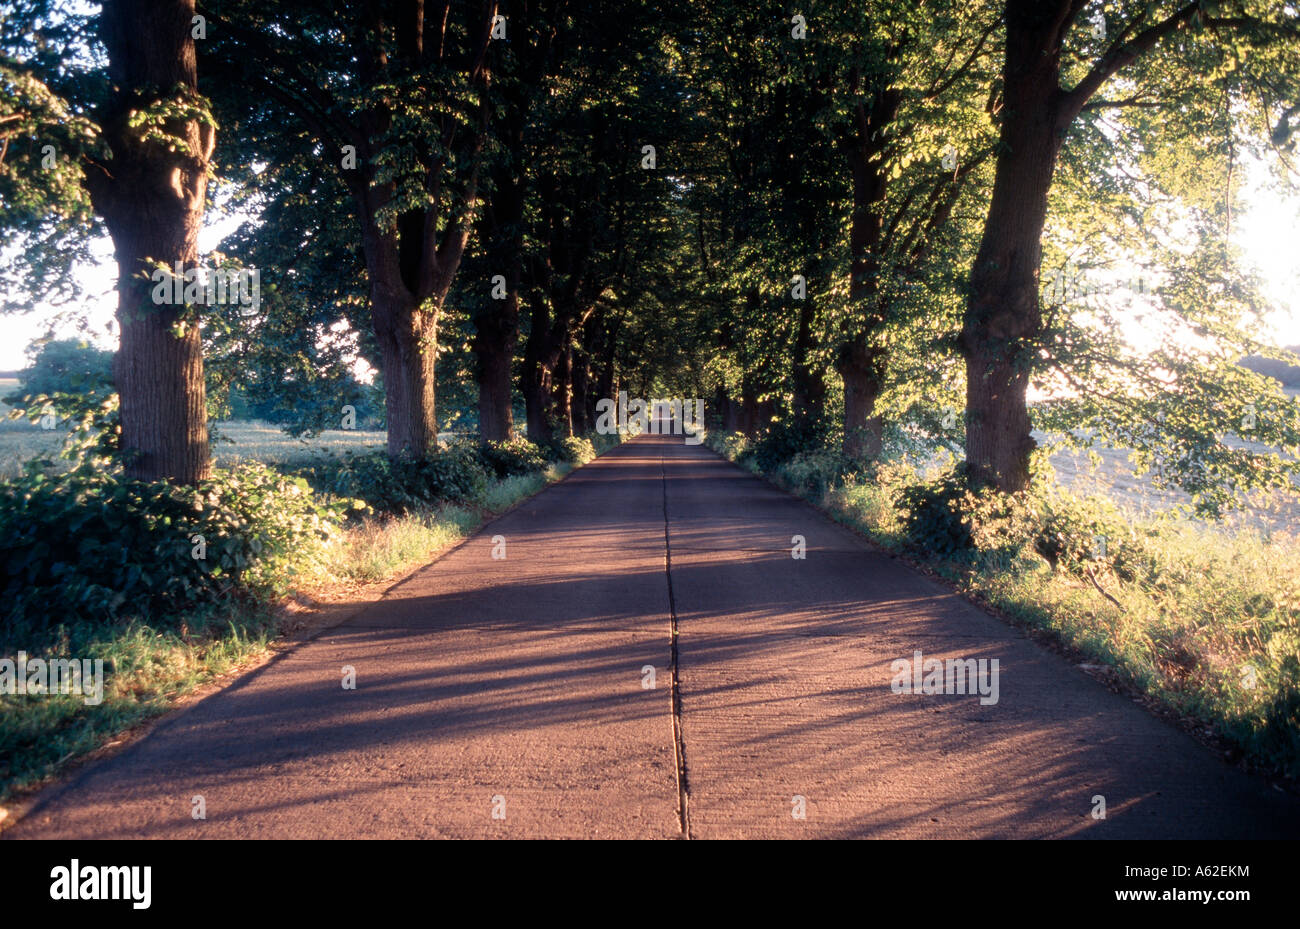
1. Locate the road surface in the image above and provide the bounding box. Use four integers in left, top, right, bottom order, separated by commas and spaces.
6, 434, 1298, 838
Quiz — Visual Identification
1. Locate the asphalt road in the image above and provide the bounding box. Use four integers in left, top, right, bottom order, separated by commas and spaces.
6, 434, 1299, 838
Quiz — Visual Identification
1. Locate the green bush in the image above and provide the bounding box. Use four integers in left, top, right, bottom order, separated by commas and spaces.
477, 438, 549, 478
537, 435, 597, 465
774, 448, 851, 500
751, 417, 832, 472
707, 430, 751, 462
296, 445, 490, 515
591, 431, 626, 455
896, 468, 976, 557
0, 462, 349, 642
556, 435, 597, 464
1018, 488, 1150, 582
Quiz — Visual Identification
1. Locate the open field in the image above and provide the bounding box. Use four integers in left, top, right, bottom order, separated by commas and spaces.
1045, 387, 1300, 535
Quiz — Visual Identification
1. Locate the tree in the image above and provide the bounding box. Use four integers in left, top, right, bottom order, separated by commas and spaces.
962, 0, 1300, 493
201, 0, 497, 459
2, 0, 216, 483
9, 337, 113, 398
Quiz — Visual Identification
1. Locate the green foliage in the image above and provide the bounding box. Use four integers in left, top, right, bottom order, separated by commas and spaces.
1017, 489, 1150, 583
552, 436, 597, 465
6, 339, 113, 399
476, 438, 549, 478
706, 430, 752, 464
6, 386, 122, 470
295, 445, 490, 515
530, 435, 598, 466
774, 448, 854, 500
896, 467, 977, 557
750, 417, 835, 473
0, 461, 348, 644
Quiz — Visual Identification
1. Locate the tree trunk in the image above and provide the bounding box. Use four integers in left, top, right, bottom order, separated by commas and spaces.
837, 86, 899, 461
474, 111, 525, 443
474, 292, 517, 442
960, 3, 1071, 491
790, 289, 826, 428
571, 350, 592, 434
522, 291, 558, 444
739, 373, 760, 438
371, 289, 439, 457
88, 0, 214, 485
838, 334, 885, 460
553, 346, 573, 438
723, 394, 740, 433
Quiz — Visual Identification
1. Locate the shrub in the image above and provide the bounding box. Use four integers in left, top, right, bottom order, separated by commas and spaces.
538, 435, 597, 465
0, 462, 349, 642
774, 448, 850, 500
896, 467, 976, 557
591, 431, 626, 455
556, 435, 597, 465
707, 430, 750, 462
477, 438, 548, 478
296, 445, 489, 515
751, 417, 832, 472
1018, 488, 1151, 582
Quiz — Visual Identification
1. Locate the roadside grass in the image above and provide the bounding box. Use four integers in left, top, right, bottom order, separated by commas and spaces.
321, 467, 567, 585
0, 443, 596, 806
710, 432, 1300, 780
0, 602, 279, 800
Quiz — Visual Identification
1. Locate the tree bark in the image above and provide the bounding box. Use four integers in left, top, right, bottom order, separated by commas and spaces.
522, 288, 560, 444
837, 83, 899, 461
790, 288, 826, 428
474, 307, 516, 442
960, 2, 1072, 491
473, 111, 525, 442
87, 0, 214, 484
371, 288, 439, 457
838, 333, 885, 460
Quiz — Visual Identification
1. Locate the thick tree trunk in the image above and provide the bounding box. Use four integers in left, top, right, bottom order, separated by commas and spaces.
523, 373, 553, 444
474, 115, 525, 443
837, 334, 885, 460
723, 394, 740, 433
790, 290, 826, 428
474, 293, 517, 442
110, 242, 211, 484
960, 3, 1071, 492
89, 0, 214, 484
372, 289, 439, 457
522, 292, 558, 444
570, 351, 592, 434
552, 347, 573, 438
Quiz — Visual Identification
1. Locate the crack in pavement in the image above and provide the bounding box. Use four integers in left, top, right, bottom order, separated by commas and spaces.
661, 450, 691, 839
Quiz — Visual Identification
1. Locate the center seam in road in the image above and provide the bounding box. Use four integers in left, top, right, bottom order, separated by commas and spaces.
661, 449, 691, 839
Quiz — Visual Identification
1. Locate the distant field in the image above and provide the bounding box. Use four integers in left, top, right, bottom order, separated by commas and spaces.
209, 421, 388, 467
1043, 386, 1300, 534
0, 378, 391, 477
